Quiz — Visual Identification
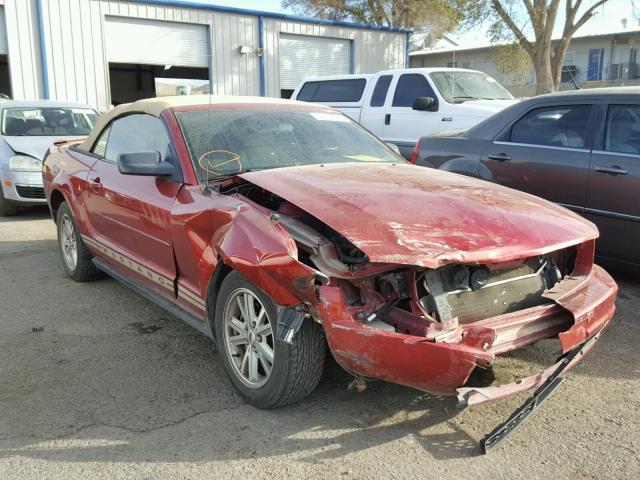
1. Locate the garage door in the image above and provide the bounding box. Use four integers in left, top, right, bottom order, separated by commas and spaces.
105, 16, 209, 68
279, 34, 352, 89
0, 7, 8, 55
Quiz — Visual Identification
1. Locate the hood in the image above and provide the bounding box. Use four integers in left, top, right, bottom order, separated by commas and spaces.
3, 136, 65, 160
456, 98, 519, 116
240, 163, 597, 268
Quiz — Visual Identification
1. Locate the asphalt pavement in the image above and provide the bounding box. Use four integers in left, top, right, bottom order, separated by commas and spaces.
1, 209, 638, 479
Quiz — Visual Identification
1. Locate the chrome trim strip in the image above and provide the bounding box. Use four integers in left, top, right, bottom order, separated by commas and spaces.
81, 235, 174, 291
591, 149, 640, 159
493, 141, 590, 153
558, 203, 583, 212
584, 208, 640, 223
178, 285, 206, 310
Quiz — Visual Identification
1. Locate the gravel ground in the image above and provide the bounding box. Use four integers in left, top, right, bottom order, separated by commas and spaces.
1, 209, 639, 479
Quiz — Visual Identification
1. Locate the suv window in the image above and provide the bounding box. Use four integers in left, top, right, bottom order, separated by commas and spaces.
392, 74, 435, 107
297, 79, 366, 103
605, 104, 640, 154
370, 75, 392, 107
103, 114, 172, 163
510, 105, 592, 148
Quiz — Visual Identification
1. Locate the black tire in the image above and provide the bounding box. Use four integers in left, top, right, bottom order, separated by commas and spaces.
0, 186, 17, 216
214, 270, 325, 408
56, 202, 100, 282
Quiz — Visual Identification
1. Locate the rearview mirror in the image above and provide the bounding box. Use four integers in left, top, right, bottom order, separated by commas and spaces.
412, 96, 437, 112
117, 151, 176, 177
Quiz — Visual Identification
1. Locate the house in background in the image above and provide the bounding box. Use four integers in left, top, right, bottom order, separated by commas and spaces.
410, 28, 640, 96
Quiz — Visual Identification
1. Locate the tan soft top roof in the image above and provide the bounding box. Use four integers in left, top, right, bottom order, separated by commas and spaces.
80, 95, 315, 151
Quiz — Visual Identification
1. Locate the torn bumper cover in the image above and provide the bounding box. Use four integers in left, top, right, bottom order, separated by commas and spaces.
315, 264, 617, 404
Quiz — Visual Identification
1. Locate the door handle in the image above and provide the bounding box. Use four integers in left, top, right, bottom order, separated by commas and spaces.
487, 153, 511, 162
595, 165, 628, 175
384, 113, 391, 125
88, 176, 102, 192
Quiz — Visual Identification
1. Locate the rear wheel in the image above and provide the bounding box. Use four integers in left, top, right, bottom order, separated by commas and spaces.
0, 186, 17, 216
56, 202, 100, 281
214, 270, 325, 408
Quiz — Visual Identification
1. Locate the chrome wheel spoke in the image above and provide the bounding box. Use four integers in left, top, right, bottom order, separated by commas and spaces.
236, 295, 248, 320
257, 350, 272, 376
240, 348, 250, 374
60, 216, 78, 270
247, 349, 259, 382
224, 288, 275, 388
228, 316, 246, 335
256, 341, 274, 365
228, 334, 248, 346
255, 319, 271, 336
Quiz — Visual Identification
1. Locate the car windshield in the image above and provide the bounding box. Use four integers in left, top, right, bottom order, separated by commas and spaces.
176, 108, 401, 181
430, 71, 513, 103
1, 107, 98, 136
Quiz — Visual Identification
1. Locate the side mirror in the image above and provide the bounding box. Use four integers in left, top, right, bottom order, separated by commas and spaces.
412, 96, 438, 112
117, 151, 176, 177
386, 142, 401, 155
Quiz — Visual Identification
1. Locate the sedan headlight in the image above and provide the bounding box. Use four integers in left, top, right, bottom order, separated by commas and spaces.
9, 155, 42, 172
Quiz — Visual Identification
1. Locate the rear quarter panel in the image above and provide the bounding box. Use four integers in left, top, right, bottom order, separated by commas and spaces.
43, 144, 96, 228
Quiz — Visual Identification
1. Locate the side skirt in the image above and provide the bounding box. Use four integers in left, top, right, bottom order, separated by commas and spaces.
92, 257, 214, 338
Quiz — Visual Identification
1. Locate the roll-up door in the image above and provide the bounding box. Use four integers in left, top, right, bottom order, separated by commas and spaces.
0, 7, 8, 55
279, 34, 351, 89
105, 16, 209, 68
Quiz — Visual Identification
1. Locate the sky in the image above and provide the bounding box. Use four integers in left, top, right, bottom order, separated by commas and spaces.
193, 0, 640, 47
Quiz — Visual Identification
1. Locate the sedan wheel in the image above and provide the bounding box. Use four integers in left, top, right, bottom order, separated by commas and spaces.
56, 201, 101, 282
60, 214, 78, 272
214, 270, 326, 408
223, 288, 275, 388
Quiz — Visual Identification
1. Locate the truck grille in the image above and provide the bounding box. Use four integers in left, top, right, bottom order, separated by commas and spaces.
15, 185, 45, 199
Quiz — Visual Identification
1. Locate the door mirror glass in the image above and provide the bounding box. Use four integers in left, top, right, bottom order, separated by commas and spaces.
117, 151, 176, 177
412, 96, 437, 111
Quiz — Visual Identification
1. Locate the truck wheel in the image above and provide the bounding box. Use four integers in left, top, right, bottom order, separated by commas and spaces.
0, 186, 17, 216
214, 270, 325, 408
56, 202, 100, 281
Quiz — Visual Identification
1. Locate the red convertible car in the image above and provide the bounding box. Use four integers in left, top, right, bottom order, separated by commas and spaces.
44, 96, 616, 451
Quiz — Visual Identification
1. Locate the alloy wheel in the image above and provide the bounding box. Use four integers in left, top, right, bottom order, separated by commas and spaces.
223, 288, 275, 388
60, 214, 78, 272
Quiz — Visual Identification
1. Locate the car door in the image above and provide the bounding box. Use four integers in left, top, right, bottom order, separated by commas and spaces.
586, 103, 640, 264
480, 102, 595, 212
360, 74, 393, 138
84, 113, 182, 298
382, 73, 442, 157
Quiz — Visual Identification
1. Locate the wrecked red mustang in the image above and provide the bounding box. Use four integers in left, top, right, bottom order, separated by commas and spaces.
43, 96, 616, 449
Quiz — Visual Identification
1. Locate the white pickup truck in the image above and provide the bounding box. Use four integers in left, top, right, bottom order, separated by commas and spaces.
291, 68, 518, 159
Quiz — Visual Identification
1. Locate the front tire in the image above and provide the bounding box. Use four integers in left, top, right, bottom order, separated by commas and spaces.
56, 202, 100, 281
214, 270, 325, 408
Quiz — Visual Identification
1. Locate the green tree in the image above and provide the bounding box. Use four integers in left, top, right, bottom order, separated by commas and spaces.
281, 0, 464, 36
466, 1, 610, 93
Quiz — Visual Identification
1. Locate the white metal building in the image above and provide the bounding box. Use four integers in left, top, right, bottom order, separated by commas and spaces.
0, 0, 408, 110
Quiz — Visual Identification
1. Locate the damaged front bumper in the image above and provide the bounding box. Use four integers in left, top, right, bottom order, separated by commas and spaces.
315, 263, 617, 403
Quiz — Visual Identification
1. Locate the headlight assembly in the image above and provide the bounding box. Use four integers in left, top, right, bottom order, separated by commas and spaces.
9, 155, 41, 172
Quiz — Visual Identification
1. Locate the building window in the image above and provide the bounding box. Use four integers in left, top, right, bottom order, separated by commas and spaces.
446, 61, 458, 68
563, 51, 576, 67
